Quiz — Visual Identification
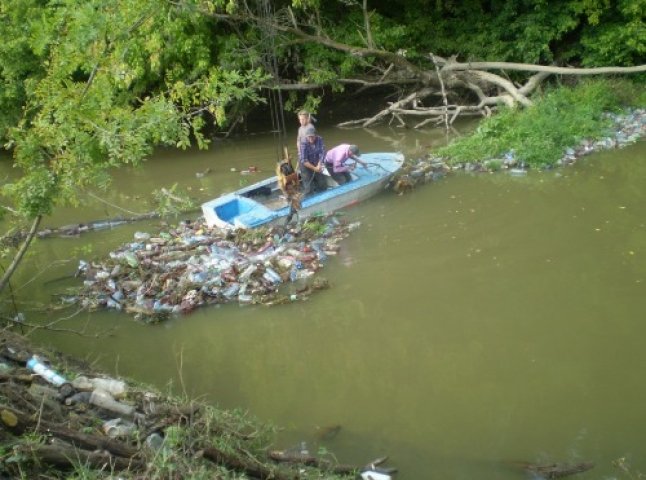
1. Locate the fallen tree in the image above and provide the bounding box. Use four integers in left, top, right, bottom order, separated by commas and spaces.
196, 2, 646, 128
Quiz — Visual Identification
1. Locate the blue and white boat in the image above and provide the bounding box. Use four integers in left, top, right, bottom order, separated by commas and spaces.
201, 152, 404, 229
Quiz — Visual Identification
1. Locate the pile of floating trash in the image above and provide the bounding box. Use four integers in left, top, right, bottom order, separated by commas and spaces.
72, 215, 359, 321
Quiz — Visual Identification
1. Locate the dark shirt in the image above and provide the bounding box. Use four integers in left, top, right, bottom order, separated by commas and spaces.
299, 136, 325, 169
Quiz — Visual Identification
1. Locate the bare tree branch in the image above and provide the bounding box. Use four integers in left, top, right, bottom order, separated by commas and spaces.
0, 216, 41, 296
438, 59, 646, 75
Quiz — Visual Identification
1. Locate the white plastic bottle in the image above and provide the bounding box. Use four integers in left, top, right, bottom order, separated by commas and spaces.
26, 357, 67, 387
89, 388, 135, 417
90, 377, 126, 398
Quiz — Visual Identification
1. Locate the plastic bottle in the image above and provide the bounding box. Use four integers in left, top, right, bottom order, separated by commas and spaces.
239, 264, 257, 281
103, 418, 136, 438
71, 375, 94, 390
89, 388, 135, 417
222, 283, 240, 298
313, 245, 327, 262
263, 267, 282, 284
90, 377, 127, 398
65, 391, 91, 406
360, 470, 392, 480
145, 432, 164, 451
238, 294, 253, 304
299, 441, 309, 455
27, 356, 68, 387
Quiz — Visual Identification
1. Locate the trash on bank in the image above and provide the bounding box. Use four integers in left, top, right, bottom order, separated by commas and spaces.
27, 356, 68, 387
389, 108, 646, 192
103, 418, 137, 439
67, 214, 358, 321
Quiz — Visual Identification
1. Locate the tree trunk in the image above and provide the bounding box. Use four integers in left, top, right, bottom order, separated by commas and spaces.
0, 215, 41, 296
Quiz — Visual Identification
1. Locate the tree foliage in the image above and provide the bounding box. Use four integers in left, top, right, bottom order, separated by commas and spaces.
0, 0, 266, 220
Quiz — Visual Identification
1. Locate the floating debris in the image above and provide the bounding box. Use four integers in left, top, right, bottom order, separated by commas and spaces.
390, 158, 450, 194
68, 215, 359, 321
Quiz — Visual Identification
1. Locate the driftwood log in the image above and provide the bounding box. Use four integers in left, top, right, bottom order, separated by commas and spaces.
269, 449, 358, 475
16, 443, 145, 471
0, 404, 140, 459
513, 461, 595, 479
202, 445, 296, 480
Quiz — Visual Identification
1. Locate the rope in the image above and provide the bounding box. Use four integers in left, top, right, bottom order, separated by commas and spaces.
259, 0, 287, 161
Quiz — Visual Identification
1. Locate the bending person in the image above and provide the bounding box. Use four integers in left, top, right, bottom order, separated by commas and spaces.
298, 125, 328, 195
324, 144, 368, 185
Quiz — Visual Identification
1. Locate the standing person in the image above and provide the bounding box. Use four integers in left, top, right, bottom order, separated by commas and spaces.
299, 125, 327, 195
296, 110, 315, 156
324, 144, 368, 185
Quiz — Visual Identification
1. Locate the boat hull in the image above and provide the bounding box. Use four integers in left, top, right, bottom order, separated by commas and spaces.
202, 152, 404, 229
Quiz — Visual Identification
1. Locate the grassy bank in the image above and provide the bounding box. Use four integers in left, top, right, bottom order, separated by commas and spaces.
438, 79, 646, 168
0, 330, 361, 479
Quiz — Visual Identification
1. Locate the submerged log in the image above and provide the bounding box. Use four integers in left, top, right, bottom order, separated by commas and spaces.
269, 450, 357, 474
514, 461, 595, 478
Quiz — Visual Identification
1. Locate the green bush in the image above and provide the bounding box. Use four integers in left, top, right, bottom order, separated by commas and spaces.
438, 79, 643, 168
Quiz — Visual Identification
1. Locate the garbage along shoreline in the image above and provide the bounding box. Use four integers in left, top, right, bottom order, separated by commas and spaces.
0, 329, 395, 479
70, 215, 359, 322
393, 108, 646, 193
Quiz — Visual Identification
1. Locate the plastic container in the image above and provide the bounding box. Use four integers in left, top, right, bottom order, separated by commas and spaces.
91, 377, 127, 398
103, 418, 136, 438
89, 388, 135, 417
71, 375, 94, 390
239, 264, 257, 281
27, 357, 67, 387
72, 376, 125, 397
65, 391, 91, 406
360, 471, 392, 480
145, 432, 164, 450
263, 267, 282, 284
238, 294, 253, 304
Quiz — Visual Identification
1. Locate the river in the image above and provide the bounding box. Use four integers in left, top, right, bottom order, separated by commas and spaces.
2, 120, 646, 479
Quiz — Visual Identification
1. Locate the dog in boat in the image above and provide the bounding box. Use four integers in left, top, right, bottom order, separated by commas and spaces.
276, 148, 301, 212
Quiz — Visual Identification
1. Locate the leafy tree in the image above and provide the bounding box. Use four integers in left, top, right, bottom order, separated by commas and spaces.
0, 0, 267, 294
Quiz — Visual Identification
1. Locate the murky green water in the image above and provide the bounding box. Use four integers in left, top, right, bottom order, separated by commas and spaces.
2, 122, 646, 479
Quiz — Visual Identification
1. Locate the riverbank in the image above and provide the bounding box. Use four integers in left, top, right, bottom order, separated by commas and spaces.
0, 329, 395, 479
435, 80, 645, 170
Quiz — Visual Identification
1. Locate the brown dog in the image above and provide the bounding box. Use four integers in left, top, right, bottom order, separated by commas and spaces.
276, 147, 301, 211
